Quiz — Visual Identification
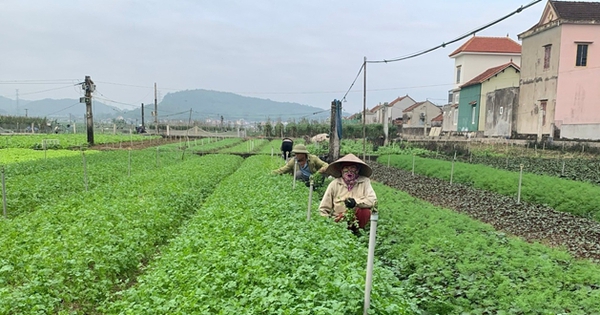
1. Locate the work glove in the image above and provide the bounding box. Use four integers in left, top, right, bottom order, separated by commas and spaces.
344, 198, 356, 209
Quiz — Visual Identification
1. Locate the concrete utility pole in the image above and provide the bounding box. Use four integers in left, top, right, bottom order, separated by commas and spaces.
383, 102, 389, 146
141, 103, 145, 128
154, 83, 158, 135
362, 56, 367, 160
82, 76, 95, 145
329, 99, 341, 162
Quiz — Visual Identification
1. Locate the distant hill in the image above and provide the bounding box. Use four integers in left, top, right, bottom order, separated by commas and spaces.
0, 89, 344, 122
121, 89, 340, 122
0, 96, 121, 119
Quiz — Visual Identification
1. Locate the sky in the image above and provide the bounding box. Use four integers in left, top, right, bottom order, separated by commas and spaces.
0, 0, 556, 116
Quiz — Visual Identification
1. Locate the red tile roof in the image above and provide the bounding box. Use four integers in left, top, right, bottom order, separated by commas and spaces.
388, 95, 410, 106
402, 101, 425, 113
431, 113, 444, 122
370, 104, 382, 113
460, 61, 520, 88
449, 36, 522, 57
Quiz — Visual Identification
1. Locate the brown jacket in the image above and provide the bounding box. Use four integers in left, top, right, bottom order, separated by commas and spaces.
319, 176, 377, 218
272, 154, 328, 175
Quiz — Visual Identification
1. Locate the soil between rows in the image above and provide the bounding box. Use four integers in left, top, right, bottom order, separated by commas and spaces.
370, 162, 600, 263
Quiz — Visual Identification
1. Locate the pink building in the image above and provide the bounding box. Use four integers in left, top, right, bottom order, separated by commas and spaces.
518, 0, 600, 140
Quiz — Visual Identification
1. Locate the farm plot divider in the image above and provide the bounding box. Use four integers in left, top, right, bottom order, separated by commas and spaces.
0, 154, 243, 314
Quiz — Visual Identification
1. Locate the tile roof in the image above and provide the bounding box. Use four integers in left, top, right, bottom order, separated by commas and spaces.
370, 104, 382, 113
388, 95, 410, 106
402, 101, 426, 113
552, 0, 600, 21
431, 113, 444, 122
460, 61, 520, 88
449, 36, 522, 57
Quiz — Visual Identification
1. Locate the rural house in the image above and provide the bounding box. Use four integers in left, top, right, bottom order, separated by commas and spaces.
517, 0, 600, 140
457, 61, 521, 134
401, 100, 442, 135
448, 36, 522, 113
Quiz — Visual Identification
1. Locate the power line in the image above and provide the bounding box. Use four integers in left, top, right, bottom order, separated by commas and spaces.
368, 0, 542, 64
17, 84, 78, 96
338, 0, 542, 104
341, 63, 365, 103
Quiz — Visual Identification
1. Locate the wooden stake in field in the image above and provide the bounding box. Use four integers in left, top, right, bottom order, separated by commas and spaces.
128, 148, 132, 177
82, 151, 88, 192
412, 154, 416, 176
517, 164, 524, 204
2, 167, 6, 218
363, 209, 379, 315
450, 152, 456, 185
307, 180, 313, 221
293, 160, 298, 189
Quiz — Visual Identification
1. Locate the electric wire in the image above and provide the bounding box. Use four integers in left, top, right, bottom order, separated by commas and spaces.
368, 0, 542, 64
337, 0, 542, 109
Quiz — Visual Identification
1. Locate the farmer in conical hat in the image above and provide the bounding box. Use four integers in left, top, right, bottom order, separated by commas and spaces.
272, 144, 328, 182
319, 153, 376, 231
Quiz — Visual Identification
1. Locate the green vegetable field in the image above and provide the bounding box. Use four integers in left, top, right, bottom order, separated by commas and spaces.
0, 137, 599, 314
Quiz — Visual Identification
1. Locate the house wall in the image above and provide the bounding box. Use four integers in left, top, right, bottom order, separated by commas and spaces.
484, 87, 519, 137
555, 24, 600, 129
442, 104, 457, 132
478, 66, 521, 132
517, 26, 561, 136
403, 102, 441, 128
453, 53, 522, 90
388, 98, 416, 122
457, 85, 481, 132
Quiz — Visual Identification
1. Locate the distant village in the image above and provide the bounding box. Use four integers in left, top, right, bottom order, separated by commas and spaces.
354, 0, 600, 141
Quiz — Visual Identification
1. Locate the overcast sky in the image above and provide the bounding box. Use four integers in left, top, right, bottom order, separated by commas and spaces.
1, 0, 553, 116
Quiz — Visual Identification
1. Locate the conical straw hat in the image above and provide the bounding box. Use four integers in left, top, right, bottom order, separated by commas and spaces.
326, 153, 372, 178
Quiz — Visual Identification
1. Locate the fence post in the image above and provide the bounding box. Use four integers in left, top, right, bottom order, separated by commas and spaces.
2, 167, 6, 218
517, 164, 524, 204
363, 209, 379, 315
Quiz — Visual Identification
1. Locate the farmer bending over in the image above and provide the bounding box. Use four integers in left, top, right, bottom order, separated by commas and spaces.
272, 144, 328, 182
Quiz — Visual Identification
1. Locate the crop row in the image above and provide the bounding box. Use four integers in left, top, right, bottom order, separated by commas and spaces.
100, 155, 414, 315
0, 154, 243, 314
373, 182, 600, 313
378, 154, 600, 221
217, 138, 269, 154
2, 148, 184, 218
0, 134, 160, 149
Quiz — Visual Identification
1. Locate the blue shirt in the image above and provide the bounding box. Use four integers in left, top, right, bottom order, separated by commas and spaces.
298, 160, 311, 178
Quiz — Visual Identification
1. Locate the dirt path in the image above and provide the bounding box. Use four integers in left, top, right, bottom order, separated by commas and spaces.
370, 162, 600, 262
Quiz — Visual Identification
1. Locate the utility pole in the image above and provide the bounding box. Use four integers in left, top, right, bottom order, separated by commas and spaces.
362, 56, 367, 160
24, 109, 28, 117
154, 83, 158, 135
82, 76, 95, 145
383, 102, 389, 146
141, 103, 145, 128
329, 99, 341, 162
15, 89, 19, 116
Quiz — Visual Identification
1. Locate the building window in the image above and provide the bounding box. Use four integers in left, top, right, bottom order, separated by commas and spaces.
544, 45, 551, 69
576, 44, 588, 67
540, 100, 547, 125
471, 105, 476, 124
499, 106, 504, 116
454, 92, 460, 104
453, 109, 458, 125
456, 65, 462, 84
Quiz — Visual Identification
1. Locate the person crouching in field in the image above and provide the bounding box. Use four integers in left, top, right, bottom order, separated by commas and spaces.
271, 144, 328, 183
319, 153, 376, 233
281, 137, 293, 160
